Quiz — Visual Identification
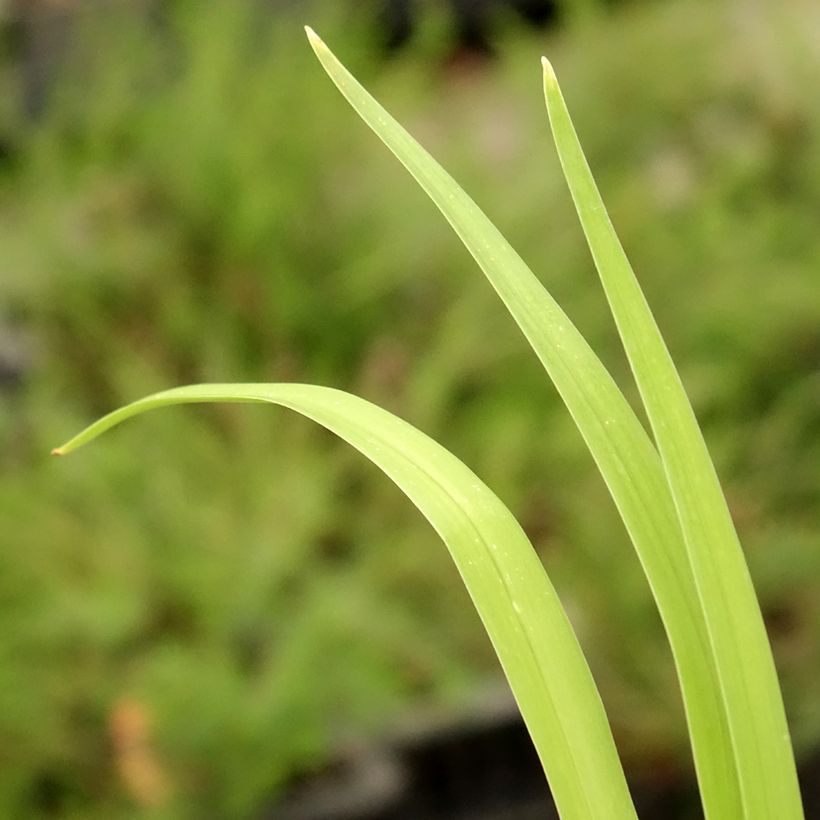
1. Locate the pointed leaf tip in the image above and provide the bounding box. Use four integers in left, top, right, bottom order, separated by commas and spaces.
304, 26, 323, 49
541, 57, 557, 88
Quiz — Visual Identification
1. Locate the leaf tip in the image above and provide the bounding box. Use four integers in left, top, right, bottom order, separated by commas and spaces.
51, 447, 65, 457
541, 56, 558, 89
304, 25, 325, 51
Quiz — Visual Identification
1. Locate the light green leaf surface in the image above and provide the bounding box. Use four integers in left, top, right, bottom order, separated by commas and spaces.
305, 28, 739, 818
542, 60, 803, 819
53, 382, 636, 820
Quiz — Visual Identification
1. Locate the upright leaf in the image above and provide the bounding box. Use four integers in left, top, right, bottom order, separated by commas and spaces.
542, 59, 803, 819
306, 28, 741, 818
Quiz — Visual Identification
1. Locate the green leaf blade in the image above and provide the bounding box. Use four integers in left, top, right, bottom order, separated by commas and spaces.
54, 382, 637, 820
306, 29, 740, 819
542, 60, 803, 819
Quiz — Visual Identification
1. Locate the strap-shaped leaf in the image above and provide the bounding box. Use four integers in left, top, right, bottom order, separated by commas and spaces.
53, 382, 636, 820
542, 60, 802, 819
305, 29, 739, 818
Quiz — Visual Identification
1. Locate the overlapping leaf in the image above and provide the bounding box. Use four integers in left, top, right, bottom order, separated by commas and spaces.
304, 28, 740, 818
542, 59, 802, 819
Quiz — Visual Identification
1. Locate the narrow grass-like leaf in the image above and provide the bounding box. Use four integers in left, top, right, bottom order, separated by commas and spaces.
306, 29, 740, 818
542, 61, 803, 819
54, 383, 636, 820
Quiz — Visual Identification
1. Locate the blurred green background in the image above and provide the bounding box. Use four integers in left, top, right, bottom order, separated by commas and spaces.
0, 0, 818, 816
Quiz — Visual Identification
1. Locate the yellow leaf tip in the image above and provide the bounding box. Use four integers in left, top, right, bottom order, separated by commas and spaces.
51, 447, 65, 457
304, 25, 324, 49
541, 56, 557, 87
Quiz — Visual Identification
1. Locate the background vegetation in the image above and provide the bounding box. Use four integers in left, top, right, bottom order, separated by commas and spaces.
0, 0, 817, 816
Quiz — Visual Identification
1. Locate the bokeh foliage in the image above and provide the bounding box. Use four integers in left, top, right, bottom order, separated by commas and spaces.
0, 0, 818, 816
